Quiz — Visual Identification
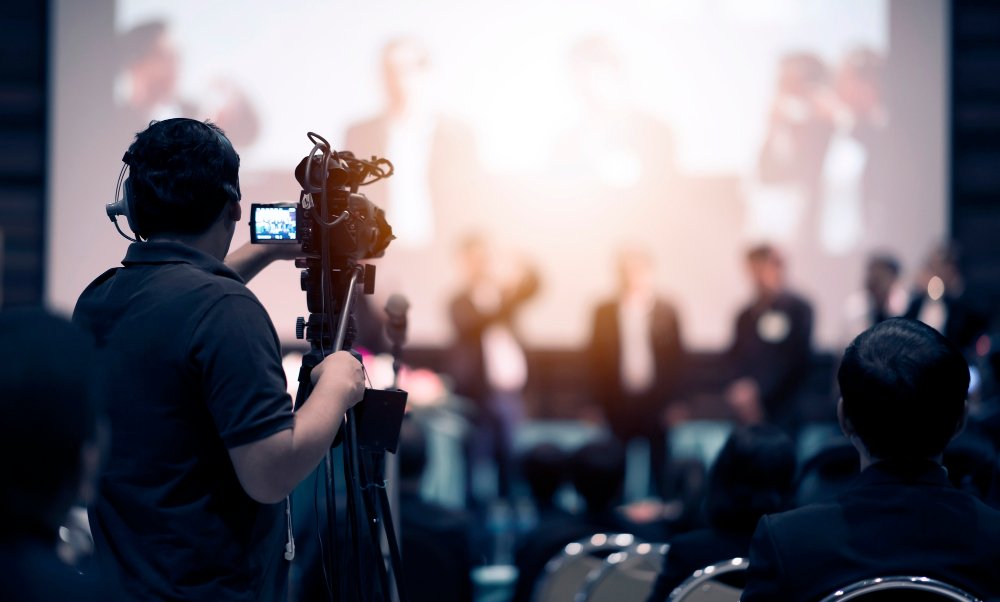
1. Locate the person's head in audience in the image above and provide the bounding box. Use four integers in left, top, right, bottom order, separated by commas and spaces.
521, 443, 568, 512
397, 416, 428, 493
864, 253, 901, 307
746, 244, 786, 301
704, 425, 796, 533
571, 438, 626, 515
0, 308, 102, 540
838, 318, 969, 468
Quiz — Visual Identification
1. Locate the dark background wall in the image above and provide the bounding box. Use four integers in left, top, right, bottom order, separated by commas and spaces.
0, 1, 47, 307
1, 0, 997, 317
952, 0, 1000, 323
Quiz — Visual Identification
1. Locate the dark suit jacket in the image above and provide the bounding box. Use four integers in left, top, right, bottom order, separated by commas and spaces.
589, 298, 684, 439
448, 274, 539, 403
742, 459, 1000, 602
729, 291, 813, 428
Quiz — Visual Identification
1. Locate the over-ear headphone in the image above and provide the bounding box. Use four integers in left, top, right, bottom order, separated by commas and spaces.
106, 151, 141, 242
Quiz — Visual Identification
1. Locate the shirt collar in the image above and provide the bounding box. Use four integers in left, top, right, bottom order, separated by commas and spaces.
121, 241, 244, 284
854, 458, 951, 489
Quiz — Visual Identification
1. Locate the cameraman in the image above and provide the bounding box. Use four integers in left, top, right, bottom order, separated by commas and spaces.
73, 118, 364, 601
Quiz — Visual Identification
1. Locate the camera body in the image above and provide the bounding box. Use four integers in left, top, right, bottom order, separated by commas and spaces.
250, 144, 394, 262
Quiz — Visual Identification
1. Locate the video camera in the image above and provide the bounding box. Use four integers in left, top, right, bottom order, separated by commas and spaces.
251, 133, 410, 601
249, 132, 395, 261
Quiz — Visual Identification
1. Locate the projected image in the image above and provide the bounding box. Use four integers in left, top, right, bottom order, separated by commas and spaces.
50, 0, 945, 350
749, 47, 887, 255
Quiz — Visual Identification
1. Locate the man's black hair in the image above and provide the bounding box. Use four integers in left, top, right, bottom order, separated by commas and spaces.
0, 308, 99, 536
126, 118, 240, 238
571, 438, 625, 514
839, 318, 969, 460
521, 443, 568, 508
704, 425, 796, 532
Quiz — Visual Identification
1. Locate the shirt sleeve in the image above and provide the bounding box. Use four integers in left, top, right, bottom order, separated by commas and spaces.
189, 292, 295, 448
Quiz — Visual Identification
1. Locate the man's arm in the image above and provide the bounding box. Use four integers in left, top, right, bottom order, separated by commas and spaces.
228, 350, 365, 504
741, 516, 787, 602
224, 242, 300, 283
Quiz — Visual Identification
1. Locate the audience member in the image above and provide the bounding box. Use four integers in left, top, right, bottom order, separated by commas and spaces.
589, 247, 685, 497
511, 439, 631, 602
0, 308, 109, 601
397, 417, 475, 602
743, 318, 1000, 601
647, 425, 796, 601
726, 244, 814, 430
520, 443, 570, 521
511, 444, 580, 602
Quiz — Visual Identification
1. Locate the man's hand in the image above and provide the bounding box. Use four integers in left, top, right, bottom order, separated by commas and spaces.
311, 350, 366, 410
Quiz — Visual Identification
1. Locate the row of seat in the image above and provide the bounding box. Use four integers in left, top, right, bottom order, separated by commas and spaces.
530, 533, 983, 602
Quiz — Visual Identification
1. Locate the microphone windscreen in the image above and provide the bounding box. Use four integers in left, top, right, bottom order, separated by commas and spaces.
385, 294, 410, 319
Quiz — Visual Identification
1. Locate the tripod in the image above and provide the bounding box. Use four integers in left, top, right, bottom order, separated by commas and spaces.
293, 260, 408, 602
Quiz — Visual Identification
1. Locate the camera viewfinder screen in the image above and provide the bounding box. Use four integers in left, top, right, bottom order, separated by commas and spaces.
253, 206, 297, 242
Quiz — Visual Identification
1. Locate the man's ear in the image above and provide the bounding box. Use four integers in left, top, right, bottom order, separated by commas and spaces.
837, 397, 855, 438
229, 200, 242, 223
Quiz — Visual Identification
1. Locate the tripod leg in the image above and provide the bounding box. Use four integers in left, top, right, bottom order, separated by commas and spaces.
359, 451, 394, 601
342, 416, 367, 601
374, 463, 408, 602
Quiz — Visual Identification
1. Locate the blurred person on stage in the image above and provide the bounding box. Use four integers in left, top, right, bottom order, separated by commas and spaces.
589, 247, 685, 497
905, 243, 990, 353
447, 235, 539, 505
841, 252, 908, 343
725, 244, 813, 431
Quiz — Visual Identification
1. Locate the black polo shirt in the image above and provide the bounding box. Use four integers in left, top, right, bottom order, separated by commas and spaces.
73, 241, 295, 601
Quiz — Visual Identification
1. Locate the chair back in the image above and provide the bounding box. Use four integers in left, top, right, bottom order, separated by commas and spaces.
667, 558, 748, 602
533, 533, 640, 602
818, 576, 983, 602
577, 543, 669, 602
